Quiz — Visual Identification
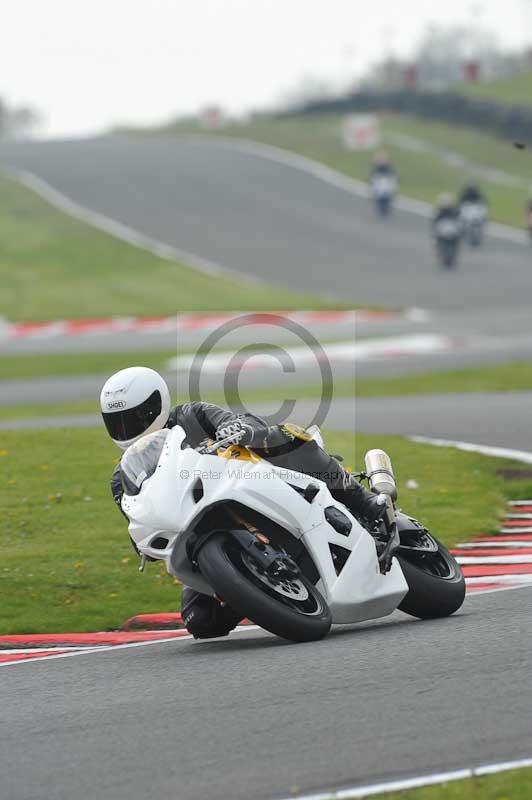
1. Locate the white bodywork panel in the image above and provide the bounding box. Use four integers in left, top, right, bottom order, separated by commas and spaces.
123, 427, 408, 625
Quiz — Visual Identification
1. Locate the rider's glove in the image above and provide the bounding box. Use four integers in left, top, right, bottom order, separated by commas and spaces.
215, 416, 255, 447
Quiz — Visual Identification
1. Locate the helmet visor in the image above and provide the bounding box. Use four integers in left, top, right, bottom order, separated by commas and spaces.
102, 389, 162, 442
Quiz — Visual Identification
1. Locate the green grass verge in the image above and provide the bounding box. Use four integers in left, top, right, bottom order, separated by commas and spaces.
378, 767, 532, 800
0, 350, 179, 381
458, 69, 532, 106
2, 426, 532, 634
159, 112, 531, 227
0, 172, 339, 322
0, 400, 100, 422
350, 361, 532, 398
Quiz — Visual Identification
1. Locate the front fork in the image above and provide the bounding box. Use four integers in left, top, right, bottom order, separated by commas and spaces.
377, 496, 400, 574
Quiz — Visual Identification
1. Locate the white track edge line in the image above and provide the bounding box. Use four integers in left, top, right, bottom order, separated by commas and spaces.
505, 513, 532, 519
1, 166, 265, 287
0, 625, 262, 668
457, 541, 532, 548
457, 555, 532, 563
501, 527, 532, 533
277, 757, 532, 800
409, 436, 532, 465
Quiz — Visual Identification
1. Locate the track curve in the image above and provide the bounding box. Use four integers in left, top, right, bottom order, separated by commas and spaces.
1, 134, 532, 311
2, 588, 531, 800
2, 134, 532, 800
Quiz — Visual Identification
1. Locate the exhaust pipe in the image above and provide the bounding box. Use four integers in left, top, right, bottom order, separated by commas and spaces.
364, 449, 397, 502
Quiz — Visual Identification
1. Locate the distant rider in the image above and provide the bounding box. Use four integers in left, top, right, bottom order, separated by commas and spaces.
101, 367, 389, 640
457, 184, 488, 247
432, 192, 462, 233
432, 193, 463, 268
369, 150, 397, 183
458, 183, 487, 208
369, 151, 398, 217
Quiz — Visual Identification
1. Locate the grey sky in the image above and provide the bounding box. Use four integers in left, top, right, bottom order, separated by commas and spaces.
2, 0, 530, 137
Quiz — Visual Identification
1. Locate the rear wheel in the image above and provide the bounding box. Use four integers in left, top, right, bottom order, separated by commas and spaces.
469, 226, 482, 247
398, 534, 465, 619
197, 533, 331, 642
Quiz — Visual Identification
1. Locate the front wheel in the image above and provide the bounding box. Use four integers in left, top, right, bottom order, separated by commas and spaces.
398, 536, 465, 619
197, 533, 332, 642
375, 195, 392, 218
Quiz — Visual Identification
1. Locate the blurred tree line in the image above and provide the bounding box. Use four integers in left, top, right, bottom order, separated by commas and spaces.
0, 97, 40, 139
291, 89, 532, 145
365, 24, 530, 91
280, 23, 532, 143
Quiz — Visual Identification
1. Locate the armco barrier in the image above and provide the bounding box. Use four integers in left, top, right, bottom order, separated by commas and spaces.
284, 88, 532, 145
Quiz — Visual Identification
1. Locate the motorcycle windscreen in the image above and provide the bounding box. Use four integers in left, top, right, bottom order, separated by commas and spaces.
120, 428, 170, 495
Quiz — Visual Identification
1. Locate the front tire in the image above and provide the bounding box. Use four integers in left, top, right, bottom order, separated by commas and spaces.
398, 537, 465, 619
437, 239, 458, 269
197, 533, 331, 643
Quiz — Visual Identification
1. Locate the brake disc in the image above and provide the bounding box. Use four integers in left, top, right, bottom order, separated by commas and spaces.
241, 552, 309, 601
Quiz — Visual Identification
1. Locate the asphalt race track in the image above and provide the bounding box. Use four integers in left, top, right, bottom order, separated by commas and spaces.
2, 135, 532, 800
2, 394, 532, 453
2, 588, 532, 800
1, 134, 532, 312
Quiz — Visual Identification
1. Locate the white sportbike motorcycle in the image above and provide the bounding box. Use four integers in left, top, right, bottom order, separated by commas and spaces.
460, 201, 487, 247
122, 426, 465, 643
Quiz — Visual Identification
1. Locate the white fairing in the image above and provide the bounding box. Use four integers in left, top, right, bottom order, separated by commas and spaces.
371, 174, 397, 198
460, 202, 487, 225
123, 427, 408, 625
434, 217, 461, 239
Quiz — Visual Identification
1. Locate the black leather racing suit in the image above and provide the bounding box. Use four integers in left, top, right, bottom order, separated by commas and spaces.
458, 187, 486, 206
110, 402, 376, 638
369, 164, 397, 181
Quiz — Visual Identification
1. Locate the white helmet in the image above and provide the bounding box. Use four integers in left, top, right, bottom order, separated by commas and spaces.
100, 367, 171, 450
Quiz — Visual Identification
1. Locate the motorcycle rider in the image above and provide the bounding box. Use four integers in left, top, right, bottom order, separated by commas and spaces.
369, 151, 398, 216
458, 183, 487, 208
458, 183, 488, 243
369, 150, 397, 182
432, 193, 463, 269
433, 192, 461, 220
101, 367, 389, 639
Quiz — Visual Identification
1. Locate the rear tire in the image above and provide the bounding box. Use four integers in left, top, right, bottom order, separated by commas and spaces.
469, 228, 482, 247
398, 538, 465, 619
197, 533, 332, 643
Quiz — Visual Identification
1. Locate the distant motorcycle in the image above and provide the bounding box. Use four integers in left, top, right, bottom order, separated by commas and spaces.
370, 173, 398, 218
433, 216, 462, 270
460, 201, 487, 247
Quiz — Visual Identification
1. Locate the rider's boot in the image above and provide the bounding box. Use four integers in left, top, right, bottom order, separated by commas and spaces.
181, 587, 242, 639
